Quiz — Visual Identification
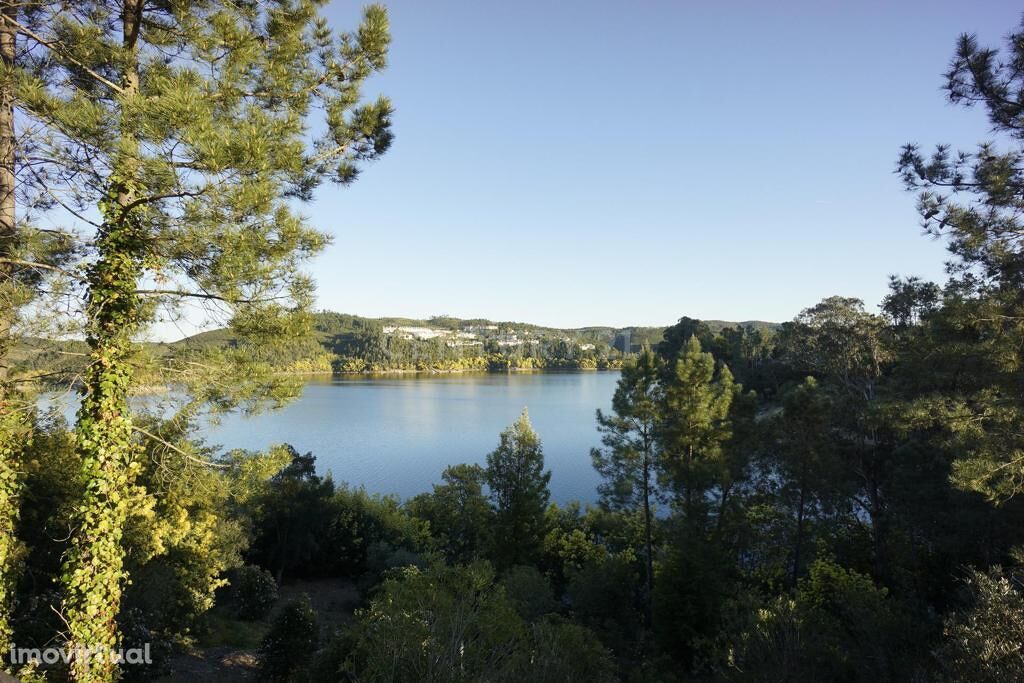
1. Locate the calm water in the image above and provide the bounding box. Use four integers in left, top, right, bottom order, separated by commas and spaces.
200, 372, 618, 503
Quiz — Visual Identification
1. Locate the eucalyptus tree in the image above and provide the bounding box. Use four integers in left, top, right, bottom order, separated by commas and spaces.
777, 297, 898, 578
11, 1, 393, 678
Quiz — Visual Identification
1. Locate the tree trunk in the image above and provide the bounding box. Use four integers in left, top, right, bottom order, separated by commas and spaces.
642, 446, 654, 629
791, 466, 808, 588
0, 0, 22, 655
61, 2, 146, 680
0, 0, 14, 380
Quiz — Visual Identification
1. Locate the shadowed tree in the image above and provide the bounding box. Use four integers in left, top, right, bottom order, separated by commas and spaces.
591, 347, 663, 626
771, 377, 839, 586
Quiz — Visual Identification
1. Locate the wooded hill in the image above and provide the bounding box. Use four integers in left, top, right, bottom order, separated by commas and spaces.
163, 311, 780, 373
10, 312, 779, 379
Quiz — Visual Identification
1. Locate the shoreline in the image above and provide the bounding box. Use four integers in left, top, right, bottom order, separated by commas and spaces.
325, 367, 622, 376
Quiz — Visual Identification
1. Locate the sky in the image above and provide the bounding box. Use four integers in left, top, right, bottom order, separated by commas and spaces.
294, 0, 1017, 330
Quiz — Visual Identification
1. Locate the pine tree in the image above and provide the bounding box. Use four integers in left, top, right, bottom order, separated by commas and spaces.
10, 2, 393, 678
486, 410, 551, 568
896, 22, 1024, 504
0, 1, 20, 654
591, 347, 662, 626
658, 336, 737, 525
0, 0, 76, 653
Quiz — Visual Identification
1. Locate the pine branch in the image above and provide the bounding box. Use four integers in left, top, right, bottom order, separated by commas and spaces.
7, 17, 124, 95
131, 425, 228, 469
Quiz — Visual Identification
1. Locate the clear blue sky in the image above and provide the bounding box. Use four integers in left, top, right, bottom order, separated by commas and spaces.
305, 0, 1014, 329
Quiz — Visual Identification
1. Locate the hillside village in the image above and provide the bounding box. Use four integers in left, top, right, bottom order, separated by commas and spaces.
382, 324, 597, 351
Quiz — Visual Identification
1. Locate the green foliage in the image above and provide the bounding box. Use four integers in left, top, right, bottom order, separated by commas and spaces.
653, 530, 734, 672
502, 565, 559, 622
342, 562, 525, 681
406, 463, 493, 563
769, 377, 844, 585
1, 413, 291, 678
659, 337, 738, 522
505, 619, 618, 682
326, 485, 429, 583
894, 22, 1024, 504
245, 449, 429, 583
258, 595, 319, 682
542, 507, 609, 587
485, 411, 551, 568
227, 565, 279, 621
339, 561, 614, 682
568, 555, 643, 662
247, 447, 335, 582
777, 297, 888, 398
725, 558, 922, 682
592, 348, 663, 512
0, 404, 29, 652
9, 0, 394, 675
937, 566, 1024, 682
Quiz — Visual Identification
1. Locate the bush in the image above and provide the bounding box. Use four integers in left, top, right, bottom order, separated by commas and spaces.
229, 565, 279, 621
258, 596, 319, 681
937, 566, 1024, 682
508, 618, 618, 682
503, 565, 559, 621
118, 607, 174, 683
569, 555, 643, 662
724, 558, 926, 682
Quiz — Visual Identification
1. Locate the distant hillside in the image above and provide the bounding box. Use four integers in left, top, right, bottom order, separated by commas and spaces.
171, 311, 780, 353
12, 312, 780, 380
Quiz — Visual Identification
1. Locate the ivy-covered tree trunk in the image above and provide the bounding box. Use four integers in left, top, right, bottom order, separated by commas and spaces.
0, 0, 22, 656
60, 1, 146, 679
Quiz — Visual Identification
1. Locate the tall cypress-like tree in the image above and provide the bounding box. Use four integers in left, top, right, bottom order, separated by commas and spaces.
11, 2, 393, 678
486, 410, 551, 568
591, 347, 662, 626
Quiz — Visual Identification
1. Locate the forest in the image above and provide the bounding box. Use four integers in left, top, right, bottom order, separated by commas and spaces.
0, 1, 1023, 682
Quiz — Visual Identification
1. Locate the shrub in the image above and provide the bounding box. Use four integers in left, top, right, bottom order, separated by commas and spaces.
937, 566, 1024, 682
229, 565, 279, 621
258, 596, 319, 681
502, 565, 559, 621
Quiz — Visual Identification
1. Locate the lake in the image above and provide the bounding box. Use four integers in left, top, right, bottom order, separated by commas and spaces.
201, 371, 619, 504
